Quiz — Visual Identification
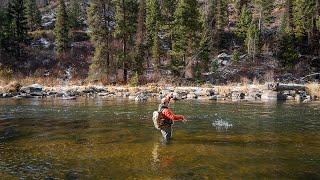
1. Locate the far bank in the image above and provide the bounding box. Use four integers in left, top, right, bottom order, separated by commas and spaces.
0, 81, 319, 103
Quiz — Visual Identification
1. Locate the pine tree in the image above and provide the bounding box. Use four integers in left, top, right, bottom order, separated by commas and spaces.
215, 0, 228, 31
114, 0, 138, 83
236, 5, 252, 40
87, 0, 114, 80
160, 0, 176, 45
134, 0, 146, 75
197, 10, 211, 77
254, 0, 274, 31
277, 0, 299, 67
2, 0, 29, 59
151, 23, 161, 69
245, 22, 260, 59
146, 0, 161, 69
172, 0, 201, 78
285, 0, 294, 32
292, 0, 305, 38
277, 33, 298, 67
0, 9, 8, 50
8, 0, 28, 43
25, 0, 42, 31
69, 0, 82, 30
54, 0, 70, 54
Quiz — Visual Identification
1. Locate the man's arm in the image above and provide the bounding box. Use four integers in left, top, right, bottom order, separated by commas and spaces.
162, 109, 184, 122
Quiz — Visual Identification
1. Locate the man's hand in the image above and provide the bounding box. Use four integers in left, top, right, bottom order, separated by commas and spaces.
182, 117, 189, 123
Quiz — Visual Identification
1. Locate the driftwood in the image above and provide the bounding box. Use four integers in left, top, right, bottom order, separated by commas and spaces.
265, 82, 306, 91
276, 83, 306, 91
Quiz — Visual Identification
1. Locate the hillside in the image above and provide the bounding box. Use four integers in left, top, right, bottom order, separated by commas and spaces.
0, 0, 319, 85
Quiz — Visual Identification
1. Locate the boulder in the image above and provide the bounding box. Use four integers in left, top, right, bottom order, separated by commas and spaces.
197, 96, 210, 100
128, 95, 136, 100
264, 82, 277, 90
172, 91, 188, 100
61, 96, 77, 100
123, 92, 130, 98
187, 93, 197, 99
209, 96, 217, 100
286, 95, 295, 100
14, 93, 35, 99
295, 94, 302, 101
194, 88, 207, 97
231, 91, 245, 101
20, 84, 43, 93
30, 92, 44, 96
2, 93, 14, 98
261, 90, 286, 101
134, 92, 149, 101
98, 92, 109, 96
116, 92, 123, 97
82, 86, 96, 93
160, 89, 173, 97
247, 87, 262, 100
206, 89, 216, 96
66, 90, 80, 97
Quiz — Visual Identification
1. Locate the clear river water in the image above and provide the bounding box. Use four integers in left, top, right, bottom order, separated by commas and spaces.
0, 98, 319, 179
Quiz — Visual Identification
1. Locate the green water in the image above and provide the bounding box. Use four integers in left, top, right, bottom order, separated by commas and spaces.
0, 98, 319, 179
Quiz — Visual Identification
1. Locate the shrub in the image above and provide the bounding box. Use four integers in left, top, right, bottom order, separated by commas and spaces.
29, 30, 55, 41
0, 68, 13, 80
129, 72, 139, 87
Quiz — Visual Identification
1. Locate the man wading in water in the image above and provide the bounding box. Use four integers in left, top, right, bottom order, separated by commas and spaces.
157, 94, 186, 142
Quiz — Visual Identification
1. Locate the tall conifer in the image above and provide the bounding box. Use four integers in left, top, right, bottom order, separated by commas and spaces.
114, 0, 138, 83
54, 0, 70, 54
87, 0, 114, 79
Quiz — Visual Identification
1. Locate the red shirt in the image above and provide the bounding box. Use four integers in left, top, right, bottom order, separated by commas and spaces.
162, 108, 184, 122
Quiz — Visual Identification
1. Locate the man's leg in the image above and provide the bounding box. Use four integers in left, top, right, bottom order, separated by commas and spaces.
160, 127, 172, 142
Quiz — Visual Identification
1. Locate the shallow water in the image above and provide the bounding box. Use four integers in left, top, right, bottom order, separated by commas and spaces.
0, 98, 319, 179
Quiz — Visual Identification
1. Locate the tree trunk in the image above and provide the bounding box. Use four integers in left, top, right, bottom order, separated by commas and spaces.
122, 0, 127, 83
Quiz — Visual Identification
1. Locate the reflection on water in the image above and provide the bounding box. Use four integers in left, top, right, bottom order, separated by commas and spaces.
0, 98, 320, 179
151, 143, 160, 171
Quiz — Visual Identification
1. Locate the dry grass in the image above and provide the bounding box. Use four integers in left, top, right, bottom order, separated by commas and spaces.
0, 77, 88, 87
306, 83, 320, 98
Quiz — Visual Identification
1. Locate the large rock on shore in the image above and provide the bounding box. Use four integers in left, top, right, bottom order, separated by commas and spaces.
172, 91, 188, 100
20, 84, 43, 94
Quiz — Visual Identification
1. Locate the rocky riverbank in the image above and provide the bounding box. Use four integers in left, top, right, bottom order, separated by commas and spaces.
0, 82, 318, 102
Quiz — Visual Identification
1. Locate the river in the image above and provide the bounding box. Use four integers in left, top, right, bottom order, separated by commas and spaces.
0, 98, 319, 179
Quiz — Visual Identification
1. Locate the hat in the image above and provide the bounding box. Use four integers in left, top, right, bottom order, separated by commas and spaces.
161, 94, 172, 104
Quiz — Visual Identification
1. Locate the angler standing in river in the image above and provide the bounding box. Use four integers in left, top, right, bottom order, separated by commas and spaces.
154, 94, 186, 142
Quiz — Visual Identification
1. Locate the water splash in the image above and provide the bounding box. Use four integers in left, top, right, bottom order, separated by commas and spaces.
212, 113, 233, 131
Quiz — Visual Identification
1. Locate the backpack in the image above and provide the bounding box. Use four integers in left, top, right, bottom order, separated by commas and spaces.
152, 111, 161, 130
152, 107, 173, 130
